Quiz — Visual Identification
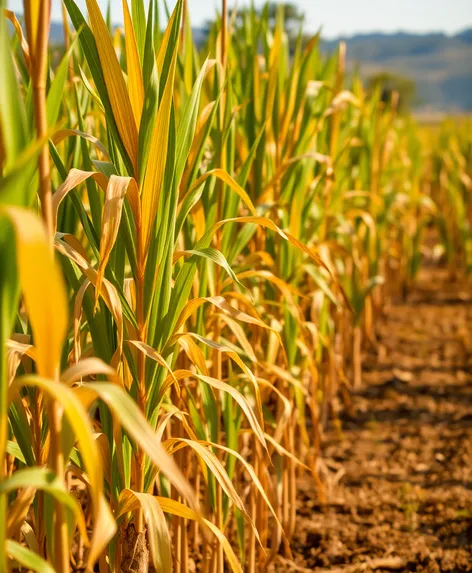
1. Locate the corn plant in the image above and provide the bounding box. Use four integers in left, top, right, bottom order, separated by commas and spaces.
0, 1, 464, 572
423, 118, 472, 275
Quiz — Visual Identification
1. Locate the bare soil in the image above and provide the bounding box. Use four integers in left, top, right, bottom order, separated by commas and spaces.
274, 265, 472, 572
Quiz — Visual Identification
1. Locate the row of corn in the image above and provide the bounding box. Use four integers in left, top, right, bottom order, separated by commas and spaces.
0, 1, 470, 572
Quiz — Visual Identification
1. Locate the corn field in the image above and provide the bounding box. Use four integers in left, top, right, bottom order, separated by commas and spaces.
0, 1, 470, 572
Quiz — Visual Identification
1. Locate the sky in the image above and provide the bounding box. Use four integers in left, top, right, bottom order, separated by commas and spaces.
7, 0, 472, 38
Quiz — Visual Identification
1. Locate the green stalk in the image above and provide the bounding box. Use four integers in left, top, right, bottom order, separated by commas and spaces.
135, 214, 146, 531
221, 0, 227, 67
0, 358, 7, 573
0, 222, 17, 573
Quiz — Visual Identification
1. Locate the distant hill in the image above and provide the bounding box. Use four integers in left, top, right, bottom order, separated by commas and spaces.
49, 22, 65, 44
26, 21, 472, 113
321, 29, 472, 113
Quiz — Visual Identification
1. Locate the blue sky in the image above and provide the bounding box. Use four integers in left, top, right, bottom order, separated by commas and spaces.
7, 0, 472, 38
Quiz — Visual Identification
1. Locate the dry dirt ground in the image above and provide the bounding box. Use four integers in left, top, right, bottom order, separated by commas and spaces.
273, 265, 472, 573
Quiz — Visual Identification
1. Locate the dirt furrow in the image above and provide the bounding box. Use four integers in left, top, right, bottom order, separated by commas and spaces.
274, 265, 472, 572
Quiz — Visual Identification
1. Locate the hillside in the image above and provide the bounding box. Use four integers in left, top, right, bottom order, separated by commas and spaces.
321, 29, 472, 112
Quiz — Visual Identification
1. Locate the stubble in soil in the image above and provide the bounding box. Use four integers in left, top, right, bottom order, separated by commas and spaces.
273, 266, 472, 573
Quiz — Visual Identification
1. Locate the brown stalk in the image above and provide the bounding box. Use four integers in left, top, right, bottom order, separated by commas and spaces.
352, 324, 362, 389
286, 421, 296, 541
247, 434, 257, 573
254, 440, 265, 571
210, 302, 224, 573
34, 391, 45, 555
48, 397, 69, 573
23, 1, 69, 570
135, 220, 147, 531
180, 453, 189, 571
25, 0, 54, 240
210, 42, 228, 568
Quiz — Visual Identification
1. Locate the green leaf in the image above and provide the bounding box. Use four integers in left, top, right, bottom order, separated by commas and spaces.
180, 248, 244, 289
47, 42, 75, 128
76, 382, 198, 510
131, 0, 147, 63
175, 59, 214, 183
6, 440, 26, 464
6, 540, 56, 573
0, 467, 83, 524
64, 0, 134, 175
0, 11, 28, 172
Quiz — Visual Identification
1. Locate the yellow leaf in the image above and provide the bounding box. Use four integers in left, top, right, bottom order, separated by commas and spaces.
122, 0, 144, 127
213, 215, 336, 279
156, 497, 243, 573
51, 129, 110, 159
4, 207, 67, 379
85, 0, 138, 172
55, 237, 124, 358
9, 375, 116, 567
95, 176, 139, 310
6, 486, 36, 538
4, 9, 31, 70
140, 48, 178, 254
169, 332, 264, 425
209, 313, 257, 362
221, 270, 305, 298
164, 438, 256, 536
174, 334, 209, 375
180, 168, 256, 215
75, 382, 198, 511
173, 370, 266, 453
173, 295, 271, 335
6, 338, 36, 384
61, 357, 120, 387
52, 168, 108, 232
117, 490, 172, 573
196, 439, 287, 546
127, 340, 180, 396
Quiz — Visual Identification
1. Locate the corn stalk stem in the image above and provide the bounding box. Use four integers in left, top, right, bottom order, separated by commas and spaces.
221, 0, 227, 67
0, 310, 10, 572
34, 391, 45, 555
25, 1, 69, 570
33, 90, 52, 239
352, 325, 362, 389
135, 225, 146, 531
48, 399, 69, 572
27, 0, 54, 241
248, 433, 257, 573
211, 302, 224, 573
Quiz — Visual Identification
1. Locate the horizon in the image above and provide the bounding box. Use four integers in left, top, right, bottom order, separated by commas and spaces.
34, 21, 472, 41
7, 0, 472, 40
